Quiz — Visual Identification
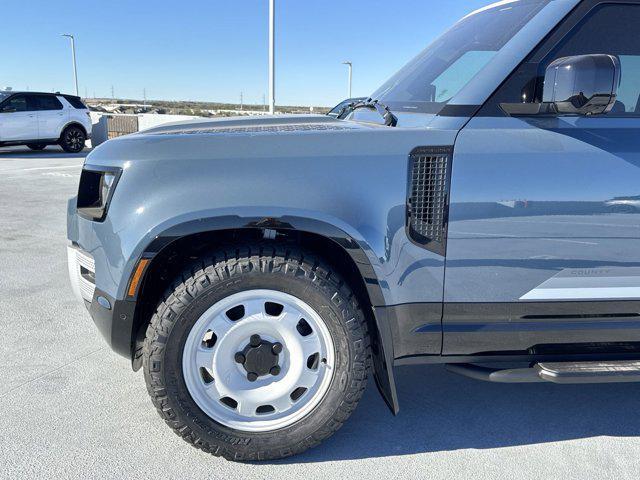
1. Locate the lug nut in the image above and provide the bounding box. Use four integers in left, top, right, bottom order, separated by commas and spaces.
272, 343, 283, 354
247, 372, 258, 382
250, 334, 262, 347
270, 366, 281, 376
234, 352, 246, 364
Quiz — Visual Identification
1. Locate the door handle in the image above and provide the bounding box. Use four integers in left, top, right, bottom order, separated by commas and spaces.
28, 114, 35, 118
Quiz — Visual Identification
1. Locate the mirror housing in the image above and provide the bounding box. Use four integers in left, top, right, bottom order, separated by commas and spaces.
543, 54, 620, 115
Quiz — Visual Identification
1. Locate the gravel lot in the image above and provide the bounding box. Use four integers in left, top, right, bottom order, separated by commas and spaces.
1, 146, 639, 479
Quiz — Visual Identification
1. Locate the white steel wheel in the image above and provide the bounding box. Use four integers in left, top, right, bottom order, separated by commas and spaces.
182, 289, 335, 432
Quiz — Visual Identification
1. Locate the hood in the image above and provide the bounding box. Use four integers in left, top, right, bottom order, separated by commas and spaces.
136, 110, 445, 138
86, 110, 465, 169
137, 114, 372, 137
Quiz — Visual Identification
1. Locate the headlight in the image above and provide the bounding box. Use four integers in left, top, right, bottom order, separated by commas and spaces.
76, 165, 121, 221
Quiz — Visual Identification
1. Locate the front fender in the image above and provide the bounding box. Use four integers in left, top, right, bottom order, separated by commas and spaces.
123, 207, 386, 302
132, 211, 399, 414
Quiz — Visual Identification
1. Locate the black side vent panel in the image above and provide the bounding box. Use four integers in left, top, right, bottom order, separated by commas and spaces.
407, 146, 453, 256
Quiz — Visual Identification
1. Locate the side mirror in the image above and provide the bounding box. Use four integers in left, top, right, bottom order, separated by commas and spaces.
543, 54, 620, 115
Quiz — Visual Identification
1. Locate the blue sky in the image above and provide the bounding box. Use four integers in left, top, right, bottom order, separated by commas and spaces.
1, 0, 490, 106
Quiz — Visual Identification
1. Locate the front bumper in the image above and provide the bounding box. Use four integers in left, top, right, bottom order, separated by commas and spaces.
67, 242, 137, 359
67, 244, 96, 306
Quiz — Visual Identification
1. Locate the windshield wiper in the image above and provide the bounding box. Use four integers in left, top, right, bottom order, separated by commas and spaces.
349, 99, 398, 127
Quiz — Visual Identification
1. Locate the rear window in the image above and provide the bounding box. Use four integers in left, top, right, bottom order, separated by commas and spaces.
63, 95, 87, 109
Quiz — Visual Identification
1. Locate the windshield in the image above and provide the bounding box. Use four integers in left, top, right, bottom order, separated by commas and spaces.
0, 91, 11, 102
370, 0, 549, 113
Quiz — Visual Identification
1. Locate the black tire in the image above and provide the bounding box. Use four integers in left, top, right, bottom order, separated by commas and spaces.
142, 244, 370, 461
26, 144, 46, 151
59, 125, 86, 153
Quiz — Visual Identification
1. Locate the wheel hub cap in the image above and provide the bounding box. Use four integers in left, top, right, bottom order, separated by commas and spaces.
181, 290, 335, 432
236, 335, 283, 381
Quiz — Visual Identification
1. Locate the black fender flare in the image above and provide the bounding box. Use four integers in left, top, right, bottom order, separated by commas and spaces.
140, 214, 399, 414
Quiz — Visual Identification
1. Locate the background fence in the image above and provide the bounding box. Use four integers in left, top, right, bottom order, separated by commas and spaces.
89, 113, 202, 147
106, 115, 139, 139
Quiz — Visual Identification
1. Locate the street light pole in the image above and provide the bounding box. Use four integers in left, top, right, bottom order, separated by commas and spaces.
269, 0, 276, 114
342, 61, 352, 98
62, 34, 79, 96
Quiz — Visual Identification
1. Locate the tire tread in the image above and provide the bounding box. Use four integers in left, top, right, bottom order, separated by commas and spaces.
142, 243, 370, 461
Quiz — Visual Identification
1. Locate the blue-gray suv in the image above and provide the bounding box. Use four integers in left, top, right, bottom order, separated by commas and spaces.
67, 0, 640, 461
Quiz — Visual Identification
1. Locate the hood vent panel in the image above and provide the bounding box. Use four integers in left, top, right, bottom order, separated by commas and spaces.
151, 123, 355, 136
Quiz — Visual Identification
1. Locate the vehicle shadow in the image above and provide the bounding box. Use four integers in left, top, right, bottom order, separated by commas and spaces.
276, 364, 640, 463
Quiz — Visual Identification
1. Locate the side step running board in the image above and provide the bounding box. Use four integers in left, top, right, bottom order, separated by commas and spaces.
446, 360, 640, 384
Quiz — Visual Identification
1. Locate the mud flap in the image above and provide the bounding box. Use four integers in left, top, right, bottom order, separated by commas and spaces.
371, 307, 400, 414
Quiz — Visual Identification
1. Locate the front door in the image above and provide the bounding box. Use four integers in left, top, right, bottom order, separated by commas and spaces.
0, 94, 38, 142
443, 1, 640, 355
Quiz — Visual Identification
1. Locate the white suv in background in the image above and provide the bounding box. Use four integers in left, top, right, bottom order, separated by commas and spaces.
0, 91, 92, 153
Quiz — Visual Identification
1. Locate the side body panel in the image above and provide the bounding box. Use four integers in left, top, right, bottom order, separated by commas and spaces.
444, 115, 640, 354
38, 108, 66, 140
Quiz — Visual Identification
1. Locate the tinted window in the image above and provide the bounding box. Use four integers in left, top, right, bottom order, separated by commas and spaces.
63, 95, 87, 109
36, 94, 63, 111
1, 94, 29, 112
369, 0, 549, 113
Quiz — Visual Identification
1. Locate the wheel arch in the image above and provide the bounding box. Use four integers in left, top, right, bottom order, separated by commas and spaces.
60, 121, 87, 138
129, 215, 399, 414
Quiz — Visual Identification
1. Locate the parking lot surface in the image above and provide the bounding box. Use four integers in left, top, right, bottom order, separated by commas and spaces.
1, 146, 639, 479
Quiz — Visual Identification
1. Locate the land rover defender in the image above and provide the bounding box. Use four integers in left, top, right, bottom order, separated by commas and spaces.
67, 0, 640, 461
